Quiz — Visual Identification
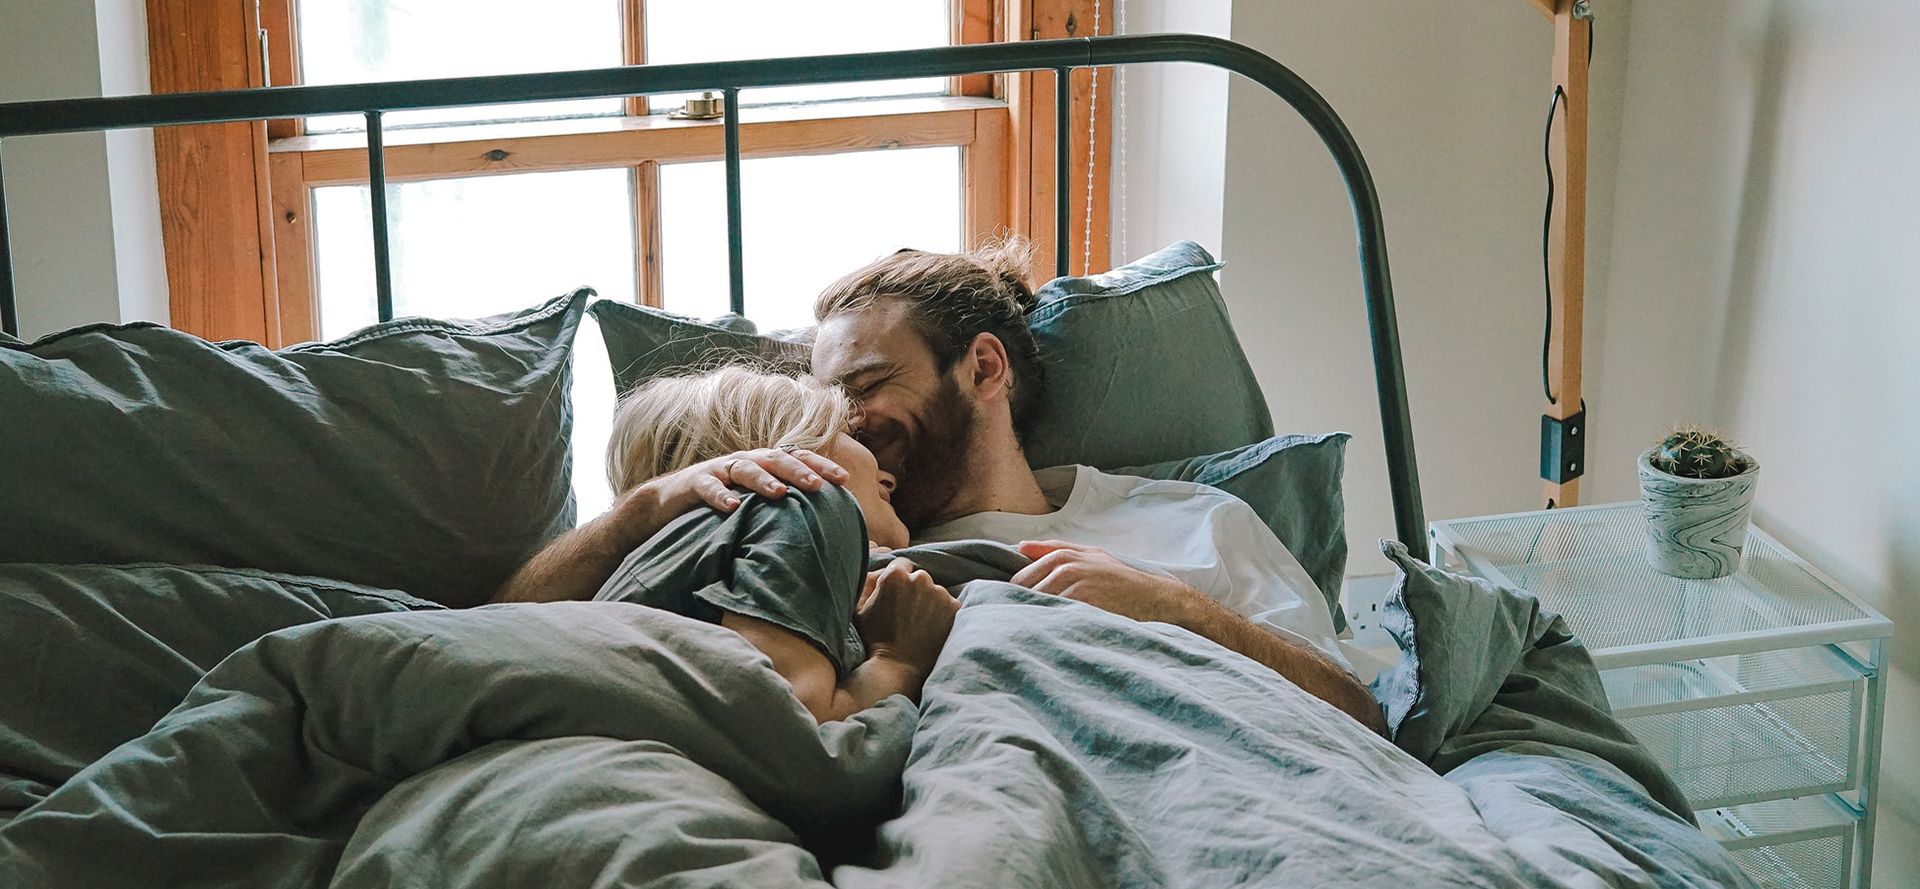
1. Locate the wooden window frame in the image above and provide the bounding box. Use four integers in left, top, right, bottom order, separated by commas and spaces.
151, 0, 1111, 344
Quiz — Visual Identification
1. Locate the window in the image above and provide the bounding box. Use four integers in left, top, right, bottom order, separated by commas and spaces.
265, 0, 1024, 341
154, 0, 1111, 346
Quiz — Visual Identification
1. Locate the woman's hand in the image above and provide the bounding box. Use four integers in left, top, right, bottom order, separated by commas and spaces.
856, 558, 959, 677
649, 447, 848, 516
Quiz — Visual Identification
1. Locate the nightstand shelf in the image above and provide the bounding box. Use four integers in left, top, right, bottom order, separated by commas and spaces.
1430, 502, 1892, 889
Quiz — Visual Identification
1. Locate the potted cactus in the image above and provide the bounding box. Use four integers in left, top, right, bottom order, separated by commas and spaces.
1637, 425, 1759, 578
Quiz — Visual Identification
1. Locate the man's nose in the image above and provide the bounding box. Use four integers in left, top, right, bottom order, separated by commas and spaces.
877, 471, 897, 493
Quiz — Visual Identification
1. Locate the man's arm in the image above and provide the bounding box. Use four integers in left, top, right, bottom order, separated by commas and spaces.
1012, 541, 1387, 736
491, 447, 847, 604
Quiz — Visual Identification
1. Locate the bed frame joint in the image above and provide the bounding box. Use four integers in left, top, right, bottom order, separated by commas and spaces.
1540, 408, 1587, 486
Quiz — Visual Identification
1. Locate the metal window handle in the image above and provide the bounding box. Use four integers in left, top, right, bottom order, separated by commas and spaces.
669, 91, 725, 120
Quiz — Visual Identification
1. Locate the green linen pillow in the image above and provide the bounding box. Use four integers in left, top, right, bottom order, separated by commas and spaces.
0, 562, 440, 817
1114, 432, 1351, 632
0, 290, 587, 607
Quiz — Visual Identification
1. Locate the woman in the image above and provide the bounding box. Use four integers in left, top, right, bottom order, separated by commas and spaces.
591, 365, 957, 724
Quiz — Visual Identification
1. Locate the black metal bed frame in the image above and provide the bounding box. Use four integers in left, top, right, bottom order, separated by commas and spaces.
0, 34, 1426, 549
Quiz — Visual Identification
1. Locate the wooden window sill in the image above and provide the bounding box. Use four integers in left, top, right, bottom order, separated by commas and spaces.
269, 95, 1008, 185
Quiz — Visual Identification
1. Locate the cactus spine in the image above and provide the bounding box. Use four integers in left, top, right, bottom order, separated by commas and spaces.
1649, 424, 1748, 480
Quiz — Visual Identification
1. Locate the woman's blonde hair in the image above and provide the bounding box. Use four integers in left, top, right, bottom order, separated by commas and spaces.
606, 364, 854, 495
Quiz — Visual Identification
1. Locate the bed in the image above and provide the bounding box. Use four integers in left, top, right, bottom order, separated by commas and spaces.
0, 35, 1753, 887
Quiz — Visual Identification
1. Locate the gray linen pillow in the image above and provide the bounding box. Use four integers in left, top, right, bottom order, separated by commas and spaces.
590, 301, 807, 396
0, 290, 587, 607
1113, 432, 1351, 632
1368, 539, 1692, 819
1023, 240, 1273, 469
591, 241, 1273, 472
0, 562, 440, 818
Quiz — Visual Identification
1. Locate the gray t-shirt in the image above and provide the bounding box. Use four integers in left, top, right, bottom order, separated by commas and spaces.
594, 485, 869, 678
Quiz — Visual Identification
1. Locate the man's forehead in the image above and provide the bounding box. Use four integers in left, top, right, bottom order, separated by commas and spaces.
813, 301, 924, 381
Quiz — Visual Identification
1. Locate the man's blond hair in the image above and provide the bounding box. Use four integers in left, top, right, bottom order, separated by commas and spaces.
606, 365, 853, 495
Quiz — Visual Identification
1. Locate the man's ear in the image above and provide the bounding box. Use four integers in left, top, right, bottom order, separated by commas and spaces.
956, 331, 1013, 402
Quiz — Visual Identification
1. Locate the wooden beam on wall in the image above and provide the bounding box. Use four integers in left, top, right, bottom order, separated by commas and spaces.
1543, 1, 1589, 507
146, 0, 280, 345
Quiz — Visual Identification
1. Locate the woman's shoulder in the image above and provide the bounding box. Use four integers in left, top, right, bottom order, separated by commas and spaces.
730, 483, 868, 548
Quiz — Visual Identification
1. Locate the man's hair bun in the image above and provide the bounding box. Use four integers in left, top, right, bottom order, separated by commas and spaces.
970, 238, 1039, 315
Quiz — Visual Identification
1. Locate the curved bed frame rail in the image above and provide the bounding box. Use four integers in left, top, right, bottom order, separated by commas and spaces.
0, 34, 1426, 548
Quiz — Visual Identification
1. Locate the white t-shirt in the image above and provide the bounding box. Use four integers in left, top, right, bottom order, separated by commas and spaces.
916, 464, 1349, 670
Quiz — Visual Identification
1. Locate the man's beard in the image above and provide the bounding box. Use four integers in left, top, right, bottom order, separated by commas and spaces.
890, 376, 976, 531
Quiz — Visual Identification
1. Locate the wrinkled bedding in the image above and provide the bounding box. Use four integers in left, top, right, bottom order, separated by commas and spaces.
0, 554, 1750, 888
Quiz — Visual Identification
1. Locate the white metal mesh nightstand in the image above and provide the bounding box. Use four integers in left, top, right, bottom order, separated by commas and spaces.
1429, 502, 1892, 889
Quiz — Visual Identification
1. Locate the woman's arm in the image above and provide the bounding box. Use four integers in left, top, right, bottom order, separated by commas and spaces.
720, 613, 921, 724
491, 448, 846, 604
722, 559, 958, 724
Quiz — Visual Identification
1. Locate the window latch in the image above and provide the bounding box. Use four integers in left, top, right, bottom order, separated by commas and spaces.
669, 92, 726, 120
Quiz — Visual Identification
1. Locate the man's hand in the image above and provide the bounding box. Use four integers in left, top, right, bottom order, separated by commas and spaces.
492, 447, 846, 605
856, 558, 959, 677
1012, 540, 1199, 626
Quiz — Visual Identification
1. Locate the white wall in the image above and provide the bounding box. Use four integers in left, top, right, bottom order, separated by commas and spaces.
93, 0, 169, 327
1110, 0, 1232, 263
1214, 0, 1631, 575
1594, 0, 1920, 880
0, 0, 166, 339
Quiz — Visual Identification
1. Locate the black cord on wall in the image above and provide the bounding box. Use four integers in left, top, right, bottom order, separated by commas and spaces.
1541, 84, 1565, 405
1540, 20, 1595, 406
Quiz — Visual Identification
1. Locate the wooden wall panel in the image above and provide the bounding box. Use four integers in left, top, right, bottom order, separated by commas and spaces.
1013, 0, 1121, 280
965, 109, 1012, 245
1005, 0, 1112, 282
146, 0, 279, 344
268, 153, 316, 343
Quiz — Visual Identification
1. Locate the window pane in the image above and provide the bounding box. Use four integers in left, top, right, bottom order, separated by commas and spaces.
313, 168, 636, 339
298, 0, 624, 133
658, 146, 962, 330
571, 312, 617, 521
647, 0, 948, 111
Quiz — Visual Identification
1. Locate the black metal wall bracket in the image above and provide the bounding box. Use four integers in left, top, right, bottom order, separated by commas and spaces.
1541, 408, 1587, 484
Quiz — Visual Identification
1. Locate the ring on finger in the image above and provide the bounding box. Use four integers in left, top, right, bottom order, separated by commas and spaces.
724, 458, 744, 479
778, 443, 801, 454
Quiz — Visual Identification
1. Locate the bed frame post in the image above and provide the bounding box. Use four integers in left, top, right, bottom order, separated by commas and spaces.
1054, 68, 1071, 279
365, 110, 395, 322
1091, 36, 1429, 549
0, 139, 17, 338
722, 88, 745, 316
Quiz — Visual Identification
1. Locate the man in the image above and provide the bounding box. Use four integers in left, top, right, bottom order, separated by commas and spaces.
808, 243, 1385, 735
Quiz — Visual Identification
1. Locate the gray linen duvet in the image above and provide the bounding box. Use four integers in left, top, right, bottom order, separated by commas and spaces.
0, 553, 1751, 888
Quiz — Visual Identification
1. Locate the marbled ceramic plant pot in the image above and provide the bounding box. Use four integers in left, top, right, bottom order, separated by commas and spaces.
1638, 447, 1759, 579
